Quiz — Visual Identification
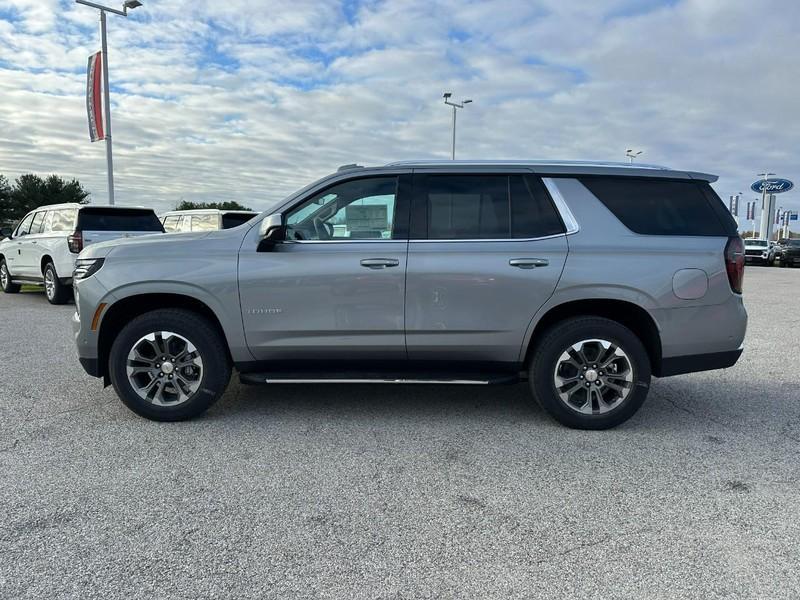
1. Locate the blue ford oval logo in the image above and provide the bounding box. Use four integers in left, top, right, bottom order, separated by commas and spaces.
750, 178, 794, 194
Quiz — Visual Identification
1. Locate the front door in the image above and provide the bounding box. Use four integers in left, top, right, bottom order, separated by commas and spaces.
405, 172, 569, 364
238, 174, 410, 362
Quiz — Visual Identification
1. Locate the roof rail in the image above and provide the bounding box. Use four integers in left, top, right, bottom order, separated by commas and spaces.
337, 163, 364, 172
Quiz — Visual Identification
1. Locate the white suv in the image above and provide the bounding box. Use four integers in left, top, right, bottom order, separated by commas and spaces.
0, 203, 164, 304
160, 209, 257, 232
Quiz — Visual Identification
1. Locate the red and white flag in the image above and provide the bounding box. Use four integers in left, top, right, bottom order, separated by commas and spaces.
86, 51, 105, 142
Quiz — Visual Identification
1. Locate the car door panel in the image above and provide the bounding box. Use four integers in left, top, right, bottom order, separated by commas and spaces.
405, 237, 567, 362
239, 241, 408, 361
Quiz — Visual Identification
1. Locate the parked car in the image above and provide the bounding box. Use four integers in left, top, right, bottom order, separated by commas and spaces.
0, 203, 164, 304
72, 160, 747, 429
743, 238, 775, 265
160, 209, 257, 232
779, 239, 800, 267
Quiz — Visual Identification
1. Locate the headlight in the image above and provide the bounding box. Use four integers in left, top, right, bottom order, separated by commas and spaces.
73, 258, 105, 281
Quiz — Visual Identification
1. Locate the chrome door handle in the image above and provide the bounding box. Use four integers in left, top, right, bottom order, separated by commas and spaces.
360, 258, 400, 269
509, 258, 549, 269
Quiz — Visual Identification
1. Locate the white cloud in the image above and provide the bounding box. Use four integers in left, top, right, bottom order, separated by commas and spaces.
0, 0, 797, 222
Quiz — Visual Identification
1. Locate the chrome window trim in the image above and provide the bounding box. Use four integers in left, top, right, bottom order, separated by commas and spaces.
542, 177, 580, 234
408, 232, 567, 244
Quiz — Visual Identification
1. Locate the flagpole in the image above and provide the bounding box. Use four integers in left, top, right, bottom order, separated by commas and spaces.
99, 10, 115, 205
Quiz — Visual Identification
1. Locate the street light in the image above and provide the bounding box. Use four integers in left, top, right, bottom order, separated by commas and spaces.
75, 0, 143, 205
625, 149, 643, 164
443, 92, 472, 160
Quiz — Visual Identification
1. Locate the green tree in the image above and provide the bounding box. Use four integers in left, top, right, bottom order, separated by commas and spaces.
175, 200, 253, 211
0, 174, 12, 225
3, 173, 90, 222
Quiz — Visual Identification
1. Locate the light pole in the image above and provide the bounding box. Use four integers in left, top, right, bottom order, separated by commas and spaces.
443, 92, 472, 160
625, 149, 643, 164
757, 172, 775, 240
75, 0, 143, 205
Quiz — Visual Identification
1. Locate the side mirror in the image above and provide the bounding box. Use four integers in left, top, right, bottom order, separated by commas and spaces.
257, 213, 285, 251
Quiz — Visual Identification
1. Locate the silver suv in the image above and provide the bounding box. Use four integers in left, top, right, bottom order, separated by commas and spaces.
72, 161, 747, 429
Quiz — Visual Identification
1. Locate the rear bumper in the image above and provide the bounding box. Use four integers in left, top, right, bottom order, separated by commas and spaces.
657, 348, 743, 377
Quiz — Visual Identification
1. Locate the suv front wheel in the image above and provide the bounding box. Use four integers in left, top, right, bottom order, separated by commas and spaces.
108, 309, 232, 421
529, 317, 651, 430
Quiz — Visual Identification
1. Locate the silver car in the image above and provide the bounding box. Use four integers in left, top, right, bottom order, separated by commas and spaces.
72, 161, 747, 429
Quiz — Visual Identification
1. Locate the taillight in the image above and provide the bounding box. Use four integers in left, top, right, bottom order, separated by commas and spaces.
67, 231, 83, 254
724, 236, 744, 294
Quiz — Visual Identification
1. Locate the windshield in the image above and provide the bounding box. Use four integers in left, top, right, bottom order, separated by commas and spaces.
746, 239, 768, 247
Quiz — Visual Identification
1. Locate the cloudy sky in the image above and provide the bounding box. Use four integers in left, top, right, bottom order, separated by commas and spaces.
0, 0, 798, 224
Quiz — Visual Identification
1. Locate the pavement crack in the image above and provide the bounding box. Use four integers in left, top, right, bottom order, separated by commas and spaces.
535, 527, 654, 565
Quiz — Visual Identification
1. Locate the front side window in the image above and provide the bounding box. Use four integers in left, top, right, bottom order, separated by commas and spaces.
419, 174, 565, 240
30, 211, 45, 234
286, 177, 398, 241
15, 213, 35, 237
162, 215, 182, 232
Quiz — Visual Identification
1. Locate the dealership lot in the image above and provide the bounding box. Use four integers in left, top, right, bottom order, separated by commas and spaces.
1, 267, 799, 599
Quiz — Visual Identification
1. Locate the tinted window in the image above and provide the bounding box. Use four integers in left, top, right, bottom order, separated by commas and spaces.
77, 208, 164, 232
30, 211, 45, 233
15, 213, 35, 236
191, 214, 218, 231
162, 215, 182, 232
511, 176, 566, 238
221, 213, 256, 229
579, 177, 731, 236
420, 174, 565, 240
286, 177, 398, 240
52, 209, 76, 232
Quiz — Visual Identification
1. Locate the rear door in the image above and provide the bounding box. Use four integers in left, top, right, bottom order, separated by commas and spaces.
78, 208, 164, 247
405, 171, 568, 364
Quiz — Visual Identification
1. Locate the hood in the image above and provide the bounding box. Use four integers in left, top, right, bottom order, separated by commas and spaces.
78, 231, 212, 259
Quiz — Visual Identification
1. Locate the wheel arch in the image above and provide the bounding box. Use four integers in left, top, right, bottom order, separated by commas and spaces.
41, 254, 54, 274
523, 298, 663, 375
97, 293, 232, 382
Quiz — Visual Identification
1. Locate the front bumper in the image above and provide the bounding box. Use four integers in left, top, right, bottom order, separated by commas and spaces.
72, 275, 113, 379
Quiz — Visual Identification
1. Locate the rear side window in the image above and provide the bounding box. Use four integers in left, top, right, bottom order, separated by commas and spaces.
221, 213, 256, 229
418, 174, 565, 240
77, 208, 164, 232
190, 214, 218, 231
52, 209, 77, 232
579, 177, 734, 236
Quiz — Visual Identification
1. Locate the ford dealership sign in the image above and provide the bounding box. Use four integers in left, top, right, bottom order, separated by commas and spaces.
750, 178, 794, 194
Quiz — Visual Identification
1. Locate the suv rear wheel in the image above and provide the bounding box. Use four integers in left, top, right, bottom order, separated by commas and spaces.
108, 309, 232, 421
43, 262, 70, 305
1, 258, 21, 293
529, 317, 651, 430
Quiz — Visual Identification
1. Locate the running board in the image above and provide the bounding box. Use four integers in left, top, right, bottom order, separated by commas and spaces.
239, 371, 521, 386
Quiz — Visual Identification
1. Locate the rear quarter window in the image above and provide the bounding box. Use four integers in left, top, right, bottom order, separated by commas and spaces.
221, 213, 256, 229
578, 177, 735, 236
77, 208, 164, 232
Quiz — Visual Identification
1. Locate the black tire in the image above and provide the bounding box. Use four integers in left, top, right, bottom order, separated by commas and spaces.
529, 316, 651, 430
108, 309, 231, 421
44, 262, 70, 305
0, 258, 21, 293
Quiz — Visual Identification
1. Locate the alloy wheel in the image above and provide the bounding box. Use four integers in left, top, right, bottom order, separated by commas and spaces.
126, 331, 204, 406
0, 263, 8, 289
44, 268, 55, 300
553, 338, 634, 415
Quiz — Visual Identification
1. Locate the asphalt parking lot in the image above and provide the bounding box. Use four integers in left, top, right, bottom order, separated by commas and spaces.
1, 267, 799, 599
